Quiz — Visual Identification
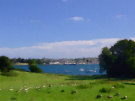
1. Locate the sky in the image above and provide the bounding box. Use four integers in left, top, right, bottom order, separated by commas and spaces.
0, 0, 135, 58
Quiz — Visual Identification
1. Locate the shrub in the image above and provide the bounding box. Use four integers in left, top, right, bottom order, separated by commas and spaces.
113, 83, 125, 89
28, 59, 43, 73
61, 89, 65, 93
29, 65, 42, 73
76, 84, 91, 89
99, 87, 114, 93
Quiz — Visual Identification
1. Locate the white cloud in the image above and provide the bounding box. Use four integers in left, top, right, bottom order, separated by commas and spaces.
130, 37, 135, 41
0, 38, 123, 58
70, 16, 84, 21
62, 0, 68, 2
69, 17, 91, 22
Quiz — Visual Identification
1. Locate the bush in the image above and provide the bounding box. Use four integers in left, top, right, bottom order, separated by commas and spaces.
113, 83, 125, 89
29, 65, 42, 73
28, 59, 43, 73
99, 87, 114, 93
76, 84, 91, 89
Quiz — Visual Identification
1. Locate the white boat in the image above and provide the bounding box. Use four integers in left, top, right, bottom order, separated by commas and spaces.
86, 70, 96, 73
79, 68, 84, 72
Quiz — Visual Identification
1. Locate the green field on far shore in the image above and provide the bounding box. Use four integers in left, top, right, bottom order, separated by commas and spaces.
0, 71, 135, 101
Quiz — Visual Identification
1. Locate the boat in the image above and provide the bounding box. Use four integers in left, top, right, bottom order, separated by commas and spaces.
86, 70, 96, 73
79, 68, 84, 71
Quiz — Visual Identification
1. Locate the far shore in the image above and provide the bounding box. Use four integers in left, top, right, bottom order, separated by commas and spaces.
14, 63, 28, 65
14, 63, 99, 65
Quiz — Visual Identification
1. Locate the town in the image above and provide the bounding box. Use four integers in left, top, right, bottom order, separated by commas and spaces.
11, 58, 99, 65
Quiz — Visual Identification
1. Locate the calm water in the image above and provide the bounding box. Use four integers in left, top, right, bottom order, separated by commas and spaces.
14, 64, 105, 75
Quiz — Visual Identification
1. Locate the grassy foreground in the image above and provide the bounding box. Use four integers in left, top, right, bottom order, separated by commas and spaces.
0, 71, 135, 101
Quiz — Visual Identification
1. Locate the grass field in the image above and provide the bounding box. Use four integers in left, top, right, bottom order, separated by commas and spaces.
0, 71, 135, 101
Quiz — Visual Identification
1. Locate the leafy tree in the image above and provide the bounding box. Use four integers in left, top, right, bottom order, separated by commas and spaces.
99, 47, 112, 74
0, 56, 13, 72
99, 39, 135, 77
28, 59, 37, 65
28, 60, 42, 73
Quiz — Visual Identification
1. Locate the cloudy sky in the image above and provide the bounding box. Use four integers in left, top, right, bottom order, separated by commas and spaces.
0, 0, 135, 58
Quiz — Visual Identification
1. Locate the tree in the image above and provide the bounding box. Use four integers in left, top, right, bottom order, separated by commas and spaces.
28, 60, 42, 73
28, 59, 37, 65
99, 47, 112, 74
99, 39, 135, 77
0, 56, 13, 72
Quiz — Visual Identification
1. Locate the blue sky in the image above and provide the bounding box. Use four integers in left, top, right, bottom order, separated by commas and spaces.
0, 0, 135, 58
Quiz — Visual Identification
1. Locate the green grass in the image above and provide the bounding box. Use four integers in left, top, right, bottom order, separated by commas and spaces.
0, 71, 135, 101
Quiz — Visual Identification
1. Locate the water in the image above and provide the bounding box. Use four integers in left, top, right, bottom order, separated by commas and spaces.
14, 64, 105, 75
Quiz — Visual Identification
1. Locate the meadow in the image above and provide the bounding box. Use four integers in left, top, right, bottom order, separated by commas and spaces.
0, 71, 135, 101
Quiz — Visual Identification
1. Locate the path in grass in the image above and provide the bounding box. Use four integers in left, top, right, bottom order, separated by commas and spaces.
0, 71, 135, 101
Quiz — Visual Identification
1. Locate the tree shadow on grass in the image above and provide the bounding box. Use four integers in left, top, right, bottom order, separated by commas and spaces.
66, 75, 107, 80
123, 82, 135, 85
66, 75, 134, 81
